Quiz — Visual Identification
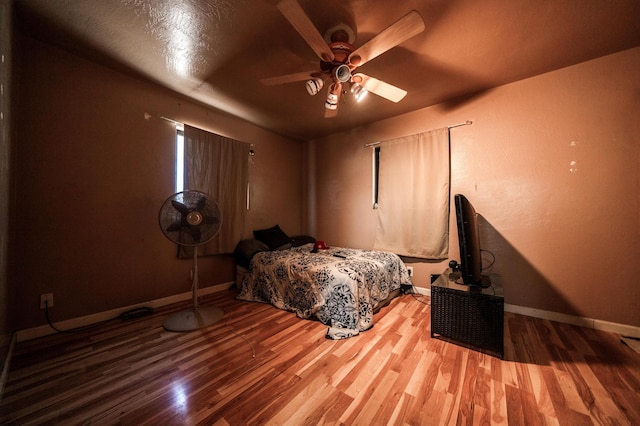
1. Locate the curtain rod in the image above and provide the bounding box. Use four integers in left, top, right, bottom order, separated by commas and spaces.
448, 120, 473, 129
148, 113, 232, 138
363, 120, 473, 148
144, 112, 186, 128
159, 115, 185, 130
159, 116, 178, 124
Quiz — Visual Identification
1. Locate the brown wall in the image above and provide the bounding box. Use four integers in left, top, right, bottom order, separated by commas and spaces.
309, 47, 640, 327
7, 29, 639, 334
1, 0, 13, 362
9, 35, 303, 331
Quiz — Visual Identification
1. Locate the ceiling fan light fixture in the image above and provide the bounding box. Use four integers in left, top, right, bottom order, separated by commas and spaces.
351, 83, 368, 102
325, 92, 339, 110
270, 1, 424, 116
333, 64, 351, 83
325, 83, 340, 110
305, 77, 324, 96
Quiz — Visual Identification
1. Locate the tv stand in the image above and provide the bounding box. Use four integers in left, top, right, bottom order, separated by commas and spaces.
430, 268, 504, 358
449, 268, 492, 288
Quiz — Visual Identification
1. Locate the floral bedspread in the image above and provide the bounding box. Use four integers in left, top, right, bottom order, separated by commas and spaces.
236, 244, 411, 339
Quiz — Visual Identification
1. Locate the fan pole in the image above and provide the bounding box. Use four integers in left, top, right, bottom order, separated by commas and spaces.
162, 244, 224, 332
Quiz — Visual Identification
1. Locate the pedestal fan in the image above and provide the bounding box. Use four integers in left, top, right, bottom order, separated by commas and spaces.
158, 190, 223, 331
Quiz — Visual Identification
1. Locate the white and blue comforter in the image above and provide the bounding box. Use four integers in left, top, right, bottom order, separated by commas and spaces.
236, 244, 411, 339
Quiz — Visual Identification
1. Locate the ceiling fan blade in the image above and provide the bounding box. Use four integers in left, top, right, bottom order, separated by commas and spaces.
260, 71, 318, 86
324, 107, 338, 118
352, 73, 407, 103
277, 0, 335, 63
348, 10, 425, 67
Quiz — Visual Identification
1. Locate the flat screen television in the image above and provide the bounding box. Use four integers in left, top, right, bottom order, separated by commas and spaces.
454, 194, 490, 287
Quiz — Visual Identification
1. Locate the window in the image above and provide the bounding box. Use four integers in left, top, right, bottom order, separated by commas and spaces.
180, 124, 250, 255
372, 128, 451, 259
372, 146, 380, 209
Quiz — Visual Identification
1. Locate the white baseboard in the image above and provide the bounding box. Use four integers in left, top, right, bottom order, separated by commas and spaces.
17, 282, 640, 342
504, 303, 640, 338
16, 282, 234, 342
411, 285, 640, 338
412, 286, 430, 297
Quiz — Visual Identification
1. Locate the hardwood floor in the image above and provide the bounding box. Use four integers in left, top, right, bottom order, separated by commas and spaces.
1, 289, 639, 425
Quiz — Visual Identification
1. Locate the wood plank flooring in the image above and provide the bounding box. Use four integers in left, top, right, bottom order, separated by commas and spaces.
1, 289, 639, 425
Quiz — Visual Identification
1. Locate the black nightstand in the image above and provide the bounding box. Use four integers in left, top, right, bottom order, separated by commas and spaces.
430, 269, 504, 358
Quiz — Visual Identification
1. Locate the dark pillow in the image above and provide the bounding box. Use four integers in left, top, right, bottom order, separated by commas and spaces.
253, 225, 292, 250
233, 239, 270, 268
291, 235, 316, 247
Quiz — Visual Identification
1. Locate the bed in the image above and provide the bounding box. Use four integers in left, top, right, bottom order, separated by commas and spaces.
234, 228, 411, 339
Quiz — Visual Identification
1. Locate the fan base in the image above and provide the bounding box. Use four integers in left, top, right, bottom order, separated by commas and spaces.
163, 307, 224, 332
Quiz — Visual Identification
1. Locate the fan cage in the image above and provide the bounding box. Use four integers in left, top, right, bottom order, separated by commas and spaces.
158, 190, 222, 247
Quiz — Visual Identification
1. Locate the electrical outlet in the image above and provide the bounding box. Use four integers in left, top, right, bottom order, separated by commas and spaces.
406, 266, 414, 277
40, 293, 54, 309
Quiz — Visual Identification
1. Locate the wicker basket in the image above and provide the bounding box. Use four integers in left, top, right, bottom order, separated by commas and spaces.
431, 283, 504, 358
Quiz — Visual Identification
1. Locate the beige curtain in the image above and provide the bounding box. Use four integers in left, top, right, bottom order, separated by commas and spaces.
373, 127, 450, 259
182, 125, 249, 255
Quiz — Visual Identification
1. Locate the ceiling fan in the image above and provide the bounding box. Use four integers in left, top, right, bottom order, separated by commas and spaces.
261, 0, 425, 117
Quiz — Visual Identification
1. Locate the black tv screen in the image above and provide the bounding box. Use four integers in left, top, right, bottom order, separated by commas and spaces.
454, 194, 485, 286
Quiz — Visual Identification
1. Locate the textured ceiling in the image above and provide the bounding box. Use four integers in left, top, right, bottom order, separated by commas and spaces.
15, 0, 640, 141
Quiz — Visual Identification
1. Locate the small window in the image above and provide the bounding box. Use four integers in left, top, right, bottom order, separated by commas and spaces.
372, 146, 380, 209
